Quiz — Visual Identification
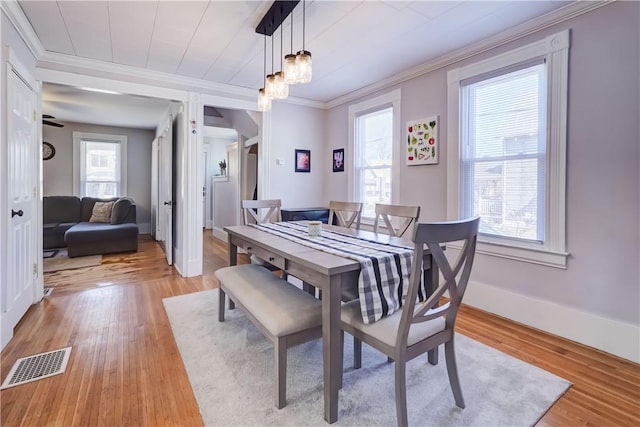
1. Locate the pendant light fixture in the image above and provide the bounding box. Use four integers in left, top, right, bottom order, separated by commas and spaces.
255, 1, 311, 108
284, 12, 299, 84
272, 25, 289, 99
257, 35, 271, 112
295, 0, 312, 84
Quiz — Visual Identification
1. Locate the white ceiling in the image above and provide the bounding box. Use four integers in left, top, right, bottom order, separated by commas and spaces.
22, 0, 575, 127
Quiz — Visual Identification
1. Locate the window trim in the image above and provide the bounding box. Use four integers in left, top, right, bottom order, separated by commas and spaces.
347, 89, 401, 222
447, 30, 569, 268
73, 132, 128, 198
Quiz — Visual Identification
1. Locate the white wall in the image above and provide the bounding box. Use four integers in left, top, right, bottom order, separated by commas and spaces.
323, 2, 640, 361
269, 102, 326, 209
42, 121, 155, 232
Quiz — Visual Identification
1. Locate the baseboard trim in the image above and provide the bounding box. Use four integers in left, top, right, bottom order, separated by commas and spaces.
464, 280, 640, 363
211, 227, 227, 242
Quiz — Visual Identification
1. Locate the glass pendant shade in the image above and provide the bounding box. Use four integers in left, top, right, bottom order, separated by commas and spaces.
257, 88, 271, 112
296, 50, 312, 84
273, 71, 289, 99
265, 74, 276, 98
284, 54, 299, 84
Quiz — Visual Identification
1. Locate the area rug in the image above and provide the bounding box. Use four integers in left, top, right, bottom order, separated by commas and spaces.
43, 249, 58, 259
163, 289, 571, 427
43, 249, 102, 272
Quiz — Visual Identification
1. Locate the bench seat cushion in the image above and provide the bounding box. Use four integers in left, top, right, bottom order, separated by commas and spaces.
65, 222, 139, 244
216, 265, 321, 337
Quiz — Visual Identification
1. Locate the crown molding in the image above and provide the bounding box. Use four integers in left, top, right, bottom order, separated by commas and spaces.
4, 0, 611, 112
325, 0, 613, 109
1, 0, 45, 58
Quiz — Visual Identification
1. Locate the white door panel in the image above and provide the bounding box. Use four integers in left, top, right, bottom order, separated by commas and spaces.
2, 68, 37, 348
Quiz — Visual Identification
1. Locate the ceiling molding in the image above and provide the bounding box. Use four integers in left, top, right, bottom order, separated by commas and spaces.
1, 0, 45, 58
5, 0, 611, 112
325, 0, 613, 110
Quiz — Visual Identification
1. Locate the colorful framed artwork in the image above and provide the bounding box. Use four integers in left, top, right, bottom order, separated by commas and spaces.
332, 148, 344, 172
295, 149, 311, 173
406, 116, 438, 165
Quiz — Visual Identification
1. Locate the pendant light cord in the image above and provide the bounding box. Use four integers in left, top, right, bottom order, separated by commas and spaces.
290, 13, 294, 53
263, 35, 267, 85
271, 34, 274, 74
280, 26, 284, 69
302, 0, 306, 50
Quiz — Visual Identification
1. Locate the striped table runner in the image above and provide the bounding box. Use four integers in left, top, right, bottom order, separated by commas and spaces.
251, 222, 416, 324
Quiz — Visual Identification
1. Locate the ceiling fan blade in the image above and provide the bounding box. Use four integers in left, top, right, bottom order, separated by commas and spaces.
43, 119, 64, 128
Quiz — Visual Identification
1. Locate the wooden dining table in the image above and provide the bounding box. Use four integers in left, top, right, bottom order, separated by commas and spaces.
224, 223, 439, 424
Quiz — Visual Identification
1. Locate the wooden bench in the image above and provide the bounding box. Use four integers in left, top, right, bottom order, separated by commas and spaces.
215, 264, 322, 409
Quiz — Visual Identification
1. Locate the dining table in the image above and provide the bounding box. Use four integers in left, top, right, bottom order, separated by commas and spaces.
224, 222, 440, 424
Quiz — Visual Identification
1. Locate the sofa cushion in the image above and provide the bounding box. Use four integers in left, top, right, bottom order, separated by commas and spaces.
89, 201, 115, 223
43, 196, 81, 224
81, 197, 119, 222
65, 222, 139, 244
111, 197, 136, 224
43, 222, 76, 237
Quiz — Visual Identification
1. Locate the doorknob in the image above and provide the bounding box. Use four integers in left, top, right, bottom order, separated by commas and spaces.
11, 209, 23, 218
163, 201, 173, 206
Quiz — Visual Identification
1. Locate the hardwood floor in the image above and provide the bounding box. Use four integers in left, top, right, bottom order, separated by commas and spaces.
1, 232, 638, 426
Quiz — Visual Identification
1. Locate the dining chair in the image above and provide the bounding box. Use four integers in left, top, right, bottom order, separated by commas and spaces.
241, 199, 283, 275
340, 216, 480, 427
328, 201, 363, 230
373, 203, 421, 237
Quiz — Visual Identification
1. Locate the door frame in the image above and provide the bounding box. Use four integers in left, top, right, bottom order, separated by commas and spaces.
35, 70, 269, 278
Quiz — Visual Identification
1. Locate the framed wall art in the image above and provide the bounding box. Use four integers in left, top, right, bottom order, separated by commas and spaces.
295, 149, 311, 172
406, 116, 438, 165
332, 148, 344, 172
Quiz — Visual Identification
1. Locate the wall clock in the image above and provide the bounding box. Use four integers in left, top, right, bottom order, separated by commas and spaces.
43, 141, 55, 160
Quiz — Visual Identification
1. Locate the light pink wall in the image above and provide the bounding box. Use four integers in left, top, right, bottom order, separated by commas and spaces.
322, 2, 640, 325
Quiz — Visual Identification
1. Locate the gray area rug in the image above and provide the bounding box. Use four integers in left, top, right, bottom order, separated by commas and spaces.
163, 289, 571, 426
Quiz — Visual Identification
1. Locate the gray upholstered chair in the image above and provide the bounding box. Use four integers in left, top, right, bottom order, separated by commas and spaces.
328, 200, 363, 229
340, 216, 480, 427
373, 203, 421, 237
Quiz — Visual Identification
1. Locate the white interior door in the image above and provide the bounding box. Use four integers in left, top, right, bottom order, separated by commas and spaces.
203, 144, 213, 229
1, 67, 38, 348
161, 121, 173, 265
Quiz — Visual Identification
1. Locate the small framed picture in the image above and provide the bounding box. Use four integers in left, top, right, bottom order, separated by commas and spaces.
332, 148, 344, 172
295, 149, 311, 173
406, 116, 439, 165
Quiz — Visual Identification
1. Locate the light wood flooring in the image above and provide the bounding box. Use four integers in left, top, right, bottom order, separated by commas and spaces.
1, 232, 638, 426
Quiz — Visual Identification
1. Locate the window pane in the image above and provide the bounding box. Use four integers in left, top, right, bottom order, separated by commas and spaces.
85, 141, 118, 182
356, 107, 393, 218
462, 64, 545, 242
84, 182, 118, 198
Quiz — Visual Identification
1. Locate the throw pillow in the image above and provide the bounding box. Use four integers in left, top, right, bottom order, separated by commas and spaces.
89, 201, 114, 223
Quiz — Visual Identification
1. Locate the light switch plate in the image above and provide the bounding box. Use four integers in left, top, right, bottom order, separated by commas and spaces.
276, 158, 284, 165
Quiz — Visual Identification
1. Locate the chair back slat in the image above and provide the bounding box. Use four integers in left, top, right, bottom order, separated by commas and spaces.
242, 199, 282, 225
373, 203, 421, 237
328, 201, 363, 229
396, 217, 480, 348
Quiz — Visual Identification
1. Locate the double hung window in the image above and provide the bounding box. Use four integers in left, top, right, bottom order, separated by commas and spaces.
73, 132, 127, 198
348, 90, 401, 220
447, 31, 569, 267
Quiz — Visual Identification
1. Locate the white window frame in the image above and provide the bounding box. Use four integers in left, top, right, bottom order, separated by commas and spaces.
348, 89, 401, 223
73, 132, 128, 198
447, 30, 570, 268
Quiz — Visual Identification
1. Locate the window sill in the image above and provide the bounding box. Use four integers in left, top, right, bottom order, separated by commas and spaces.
449, 239, 569, 269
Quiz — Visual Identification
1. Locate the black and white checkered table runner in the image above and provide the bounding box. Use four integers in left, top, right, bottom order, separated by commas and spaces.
251, 222, 416, 324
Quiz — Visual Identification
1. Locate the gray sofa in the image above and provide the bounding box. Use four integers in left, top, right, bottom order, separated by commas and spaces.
43, 196, 139, 257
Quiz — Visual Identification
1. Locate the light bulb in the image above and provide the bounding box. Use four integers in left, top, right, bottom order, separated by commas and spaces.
273, 71, 289, 99
265, 74, 276, 98
257, 88, 271, 112
284, 54, 299, 84
296, 50, 312, 84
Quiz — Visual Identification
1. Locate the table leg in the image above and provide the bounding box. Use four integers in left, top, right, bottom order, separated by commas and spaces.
322, 274, 342, 423
425, 254, 439, 365
227, 237, 238, 310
